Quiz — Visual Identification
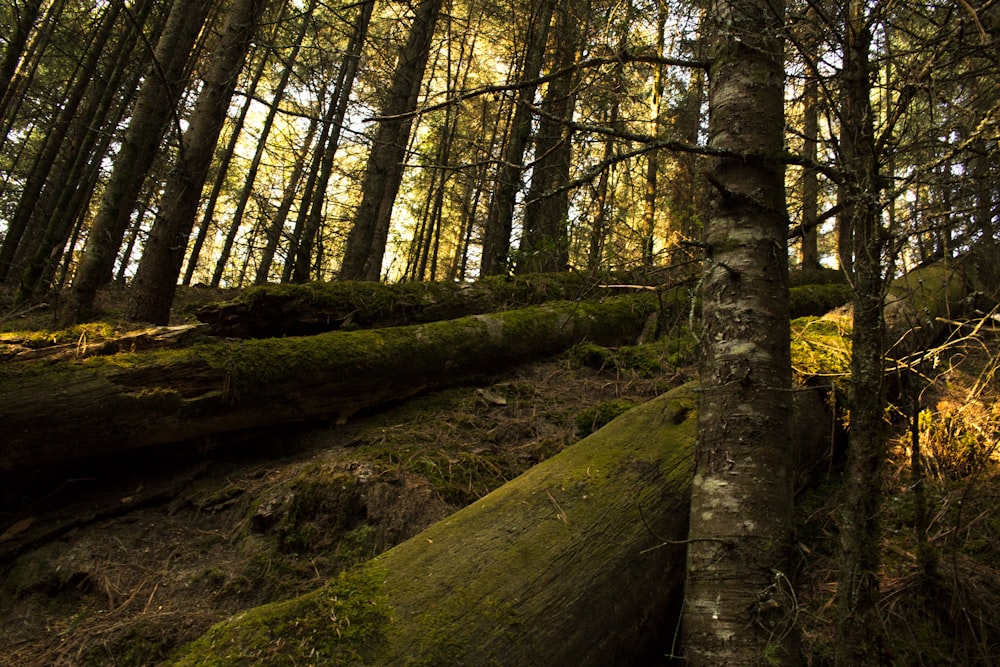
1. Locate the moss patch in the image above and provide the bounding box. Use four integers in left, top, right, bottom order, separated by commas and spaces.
791, 315, 852, 381
166, 565, 390, 666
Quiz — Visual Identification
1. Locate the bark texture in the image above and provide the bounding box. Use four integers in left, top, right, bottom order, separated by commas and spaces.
680, 0, 796, 662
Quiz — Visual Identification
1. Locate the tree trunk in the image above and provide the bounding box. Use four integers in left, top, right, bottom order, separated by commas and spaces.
210, 0, 310, 288
126, 0, 269, 325
255, 116, 318, 284
836, 3, 888, 662
800, 66, 821, 270
515, 0, 579, 275
479, 0, 557, 276
339, 0, 444, 281
680, 0, 796, 663
184, 0, 292, 287
288, 0, 373, 283
0, 296, 658, 473
0, 0, 44, 115
0, 5, 114, 286
64, 0, 212, 323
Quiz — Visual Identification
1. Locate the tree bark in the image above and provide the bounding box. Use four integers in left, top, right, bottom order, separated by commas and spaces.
126, 0, 269, 325
0, 296, 658, 473
680, 0, 796, 663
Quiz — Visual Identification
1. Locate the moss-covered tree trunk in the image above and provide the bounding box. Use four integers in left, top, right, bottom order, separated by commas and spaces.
166, 385, 700, 666
0, 296, 657, 472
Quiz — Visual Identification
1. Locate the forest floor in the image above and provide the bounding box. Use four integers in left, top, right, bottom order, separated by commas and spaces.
1, 285, 999, 665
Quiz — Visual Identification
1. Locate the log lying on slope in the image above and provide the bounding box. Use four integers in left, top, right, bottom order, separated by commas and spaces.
0, 296, 657, 472
196, 274, 851, 339
195, 272, 659, 338
167, 385, 700, 666
167, 382, 834, 666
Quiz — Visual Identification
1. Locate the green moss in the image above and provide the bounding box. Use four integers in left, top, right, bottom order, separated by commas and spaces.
81, 622, 174, 667
576, 400, 637, 437
0, 321, 119, 347
165, 565, 390, 666
790, 315, 852, 381
789, 283, 853, 318
570, 333, 695, 379
276, 469, 364, 554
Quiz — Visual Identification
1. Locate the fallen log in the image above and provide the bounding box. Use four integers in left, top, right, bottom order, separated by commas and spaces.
195, 273, 659, 338
195, 274, 850, 339
166, 385, 699, 666
0, 296, 657, 472
165, 380, 834, 666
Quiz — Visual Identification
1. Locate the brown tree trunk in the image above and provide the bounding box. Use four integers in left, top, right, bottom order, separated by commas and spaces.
126, 0, 269, 324
183, 0, 292, 287
836, 3, 888, 662
64, 0, 211, 323
339, 0, 444, 281
289, 0, 373, 283
479, 0, 557, 276
680, 0, 797, 663
0, 0, 44, 114
801, 68, 821, 270
210, 0, 311, 288
515, 0, 579, 275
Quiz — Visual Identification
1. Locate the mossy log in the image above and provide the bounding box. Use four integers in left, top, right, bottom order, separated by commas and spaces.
0, 296, 657, 473
195, 274, 850, 339
195, 273, 660, 338
167, 386, 699, 666
884, 261, 970, 358
167, 382, 833, 666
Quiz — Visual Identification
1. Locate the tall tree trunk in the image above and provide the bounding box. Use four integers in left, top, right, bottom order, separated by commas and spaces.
641, 1, 667, 266
14, 0, 142, 301
0, 0, 44, 119
0, 5, 113, 286
800, 69, 821, 269
292, 0, 378, 282
127, 0, 269, 324
478, 0, 557, 276
255, 116, 318, 284
588, 2, 632, 272
835, 2, 887, 664
514, 1, 579, 275
680, 0, 797, 663
208, 0, 306, 287
63, 0, 213, 324
183, 0, 291, 287
339, 0, 444, 281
